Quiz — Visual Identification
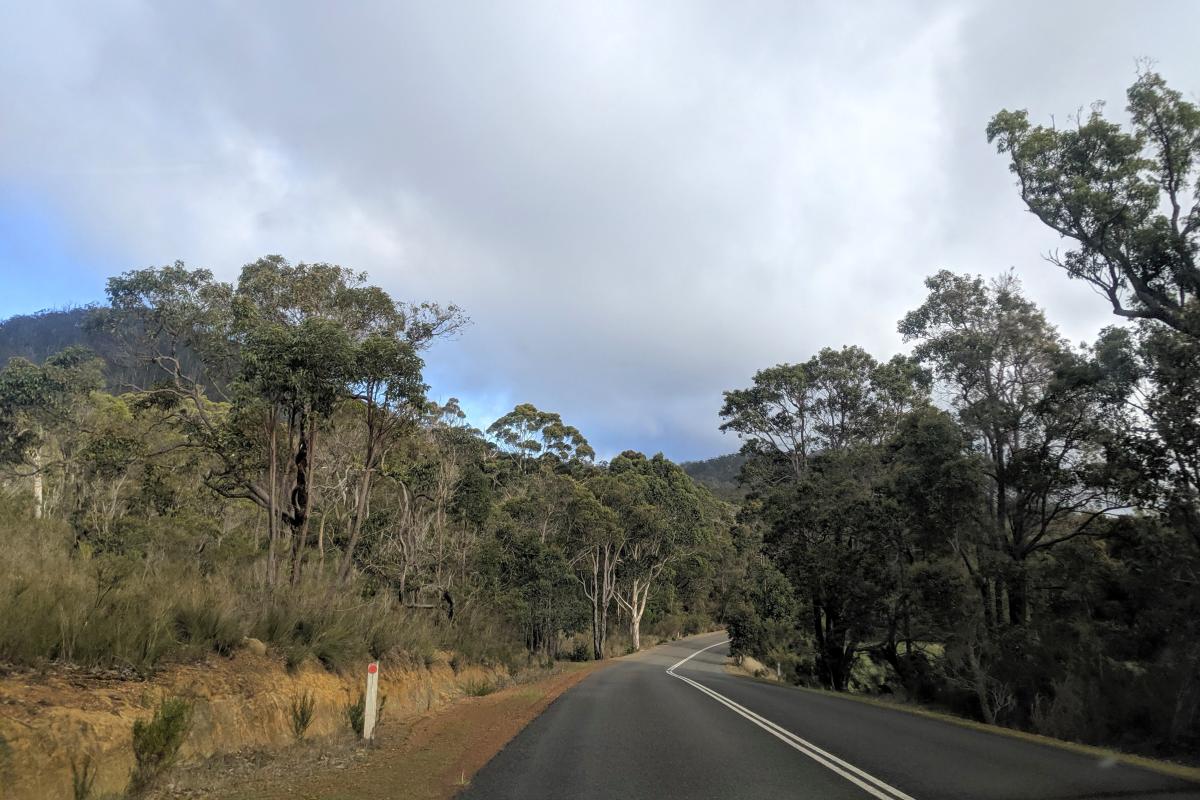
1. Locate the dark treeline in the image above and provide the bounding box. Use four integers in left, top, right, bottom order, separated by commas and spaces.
724, 69, 1200, 756
0, 258, 739, 678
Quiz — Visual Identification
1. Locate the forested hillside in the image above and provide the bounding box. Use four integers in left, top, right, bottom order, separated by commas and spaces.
680, 453, 747, 501
723, 70, 1200, 758
0, 306, 206, 393
0, 307, 121, 377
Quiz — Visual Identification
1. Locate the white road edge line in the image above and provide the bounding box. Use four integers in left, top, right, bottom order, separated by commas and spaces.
667, 640, 917, 800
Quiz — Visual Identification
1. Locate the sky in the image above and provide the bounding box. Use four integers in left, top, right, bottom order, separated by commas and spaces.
1, 1, 1197, 462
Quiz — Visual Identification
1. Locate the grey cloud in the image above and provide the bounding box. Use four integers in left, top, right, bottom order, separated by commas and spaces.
2, 1, 1197, 460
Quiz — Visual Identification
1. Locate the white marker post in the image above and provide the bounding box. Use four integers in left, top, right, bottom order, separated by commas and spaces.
363, 661, 380, 741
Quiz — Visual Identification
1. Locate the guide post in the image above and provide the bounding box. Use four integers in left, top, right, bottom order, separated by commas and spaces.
363, 661, 380, 741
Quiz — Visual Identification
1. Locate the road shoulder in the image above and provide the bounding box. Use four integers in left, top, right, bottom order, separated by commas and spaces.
723, 658, 1200, 786
157, 661, 607, 800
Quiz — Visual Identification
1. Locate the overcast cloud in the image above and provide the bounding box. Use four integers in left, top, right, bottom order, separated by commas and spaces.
1, 1, 1197, 460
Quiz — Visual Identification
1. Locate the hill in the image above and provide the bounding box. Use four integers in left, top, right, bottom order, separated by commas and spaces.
0, 306, 177, 390
680, 452, 747, 501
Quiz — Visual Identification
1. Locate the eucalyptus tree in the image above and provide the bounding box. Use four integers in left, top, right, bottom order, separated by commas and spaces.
719, 347, 927, 482
567, 478, 622, 659
336, 331, 427, 582
237, 318, 355, 585
102, 256, 463, 586
721, 346, 930, 689
900, 270, 1126, 626
360, 408, 490, 615
487, 482, 584, 657
1093, 323, 1200, 551
883, 407, 992, 707
479, 405, 614, 655
988, 69, 1200, 339
605, 451, 712, 651
487, 403, 595, 474
0, 347, 103, 518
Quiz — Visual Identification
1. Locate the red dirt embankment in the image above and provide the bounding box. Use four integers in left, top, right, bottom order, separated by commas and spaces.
207, 662, 602, 800
0, 647, 539, 800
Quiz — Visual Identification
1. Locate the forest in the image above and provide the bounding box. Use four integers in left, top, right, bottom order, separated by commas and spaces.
1, 68, 1197, 761
723, 70, 1200, 756
0, 256, 742, 678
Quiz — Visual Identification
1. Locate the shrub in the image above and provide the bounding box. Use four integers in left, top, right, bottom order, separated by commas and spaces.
463, 678, 496, 697
290, 691, 316, 741
345, 691, 387, 736
0, 520, 557, 681
70, 754, 97, 800
0, 523, 217, 672
128, 696, 193, 794
174, 593, 242, 657
250, 581, 408, 672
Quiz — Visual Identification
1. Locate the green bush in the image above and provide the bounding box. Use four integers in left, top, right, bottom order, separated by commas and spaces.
562, 637, 592, 662
290, 691, 316, 741
128, 696, 193, 794
0, 523, 177, 672
346, 692, 365, 736
463, 678, 497, 697
441, 605, 525, 671
250, 581, 409, 672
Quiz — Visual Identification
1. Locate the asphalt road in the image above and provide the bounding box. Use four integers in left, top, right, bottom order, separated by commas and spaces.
462, 632, 1200, 800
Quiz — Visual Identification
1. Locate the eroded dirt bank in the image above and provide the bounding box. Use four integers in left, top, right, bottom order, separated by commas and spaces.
0, 648, 509, 800
200, 661, 603, 800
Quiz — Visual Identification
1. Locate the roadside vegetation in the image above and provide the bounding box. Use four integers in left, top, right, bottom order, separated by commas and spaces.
0, 258, 736, 687
722, 68, 1200, 759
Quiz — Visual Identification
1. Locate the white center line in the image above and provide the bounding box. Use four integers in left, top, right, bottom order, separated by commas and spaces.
666, 640, 918, 800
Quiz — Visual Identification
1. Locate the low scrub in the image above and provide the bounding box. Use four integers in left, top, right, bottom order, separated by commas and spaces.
345, 691, 388, 736
0, 521, 518, 675
462, 678, 497, 697
70, 755, 98, 800
290, 691, 316, 741
128, 695, 193, 794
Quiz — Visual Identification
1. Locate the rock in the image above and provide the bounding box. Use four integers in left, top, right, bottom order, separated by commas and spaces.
241, 637, 268, 656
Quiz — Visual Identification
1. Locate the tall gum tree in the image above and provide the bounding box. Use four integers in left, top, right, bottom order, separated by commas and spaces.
604, 451, 713, 651
0, 347, 104, 520
101, 256, 464, 587
720, 346, 929, 690
900, 270, 1127, 626
988, 69, 1200, 339
568, 479, 622, 660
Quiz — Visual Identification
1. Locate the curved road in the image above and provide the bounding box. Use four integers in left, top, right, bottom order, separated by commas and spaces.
463, 632, 1200, 800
